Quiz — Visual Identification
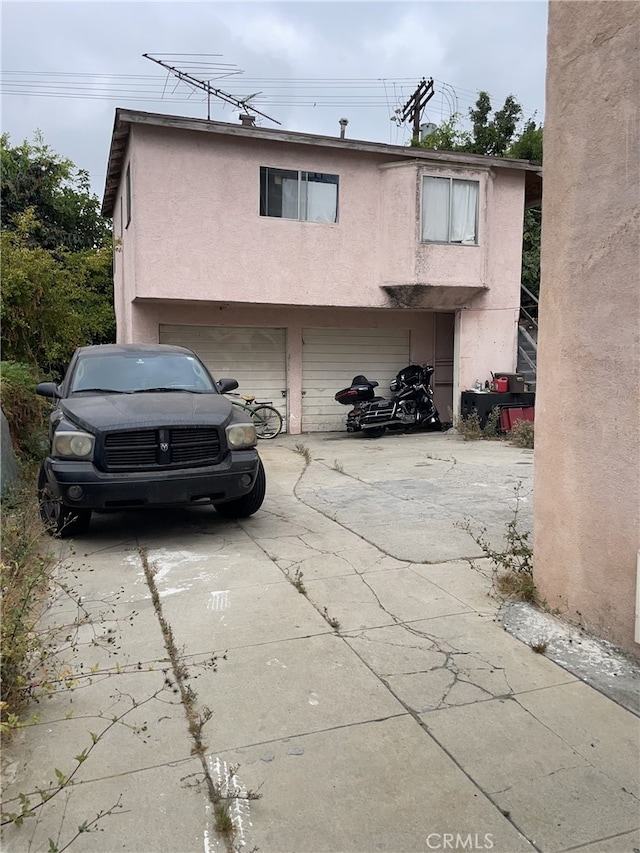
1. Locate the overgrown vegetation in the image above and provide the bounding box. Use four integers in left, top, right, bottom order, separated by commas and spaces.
453, 409, 483, 441
508, 419, 535, 449
0, 133, 114, 730
1, 361, 49, 459
0, 479, 53, 731
450, 406, 534, 448
140, 548, 261, 848
1, 361, 51, 731
458, 486, 537, 603
1, 133, 115, 378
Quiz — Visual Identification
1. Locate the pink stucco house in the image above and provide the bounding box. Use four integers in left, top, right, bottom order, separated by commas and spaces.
101, 109, 541, 433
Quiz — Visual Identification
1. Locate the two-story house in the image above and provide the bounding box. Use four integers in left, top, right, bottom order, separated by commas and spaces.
101, 109, 541, 433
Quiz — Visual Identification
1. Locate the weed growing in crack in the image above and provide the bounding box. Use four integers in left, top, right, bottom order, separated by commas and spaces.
214, 802, 235, 835
530, 640, 548, 654
139, 547, 259, 850
333, 460, 344, 473
457, 485, 537, 603
294, 442, 311, 464
292, 569, 307, 595
322, 607, 341, 630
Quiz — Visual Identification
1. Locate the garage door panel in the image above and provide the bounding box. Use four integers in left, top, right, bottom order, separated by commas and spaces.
302, 328, 411, 432
159, 324, 287, 424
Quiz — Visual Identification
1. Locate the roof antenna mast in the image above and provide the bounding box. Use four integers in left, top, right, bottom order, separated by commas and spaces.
143, 53, 281, 126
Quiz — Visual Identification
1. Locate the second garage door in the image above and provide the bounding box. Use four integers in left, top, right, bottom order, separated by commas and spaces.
159, 324, 287, 426
302, 328, 411, 432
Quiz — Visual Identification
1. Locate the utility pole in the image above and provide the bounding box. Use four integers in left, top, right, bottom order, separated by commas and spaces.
399, 78, 435, 140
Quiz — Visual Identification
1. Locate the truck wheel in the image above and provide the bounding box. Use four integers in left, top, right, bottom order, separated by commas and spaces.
215, 459, 266, 519
38, 467, 91, 538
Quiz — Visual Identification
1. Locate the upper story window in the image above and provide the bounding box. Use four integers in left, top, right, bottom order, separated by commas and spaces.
421, 176, 479, 245
260, 167, 339, 224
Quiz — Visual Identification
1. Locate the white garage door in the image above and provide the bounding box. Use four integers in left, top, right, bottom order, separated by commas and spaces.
159, 325, 287, 425
302, 328, 411, 432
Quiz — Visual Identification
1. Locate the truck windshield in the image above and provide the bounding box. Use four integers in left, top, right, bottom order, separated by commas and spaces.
69, 354, 217, 394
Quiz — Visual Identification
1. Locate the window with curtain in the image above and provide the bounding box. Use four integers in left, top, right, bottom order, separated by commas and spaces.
260, 167, 339, 223
421, 176, 479, 244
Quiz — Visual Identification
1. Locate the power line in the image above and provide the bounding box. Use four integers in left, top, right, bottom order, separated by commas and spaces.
1, 70, 543, 125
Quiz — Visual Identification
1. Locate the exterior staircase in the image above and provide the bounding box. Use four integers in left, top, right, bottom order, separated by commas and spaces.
518, 283, 538, 392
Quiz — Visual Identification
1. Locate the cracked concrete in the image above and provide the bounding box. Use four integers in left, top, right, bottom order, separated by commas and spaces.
2, 431, 638, 853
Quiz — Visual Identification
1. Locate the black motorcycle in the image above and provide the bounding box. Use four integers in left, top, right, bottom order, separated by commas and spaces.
335, 364, 442, 438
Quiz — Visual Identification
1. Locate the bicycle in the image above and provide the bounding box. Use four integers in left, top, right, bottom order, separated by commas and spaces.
227, 394, 284, 439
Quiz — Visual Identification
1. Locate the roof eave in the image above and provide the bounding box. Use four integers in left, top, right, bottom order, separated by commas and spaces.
101, 108, 543, 217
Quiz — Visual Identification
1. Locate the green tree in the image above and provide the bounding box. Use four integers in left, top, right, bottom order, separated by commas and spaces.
1, 132, 110, 251
418, 93, 543, 298
507, 119, 543, 163
418, 90, 528, 156
0, 135, 115, 374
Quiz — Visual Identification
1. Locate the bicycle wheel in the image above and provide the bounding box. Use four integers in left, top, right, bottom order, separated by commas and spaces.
251, 405, 283, 439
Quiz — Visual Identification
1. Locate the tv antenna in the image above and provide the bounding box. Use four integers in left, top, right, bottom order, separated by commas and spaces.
143, 53, 281, 125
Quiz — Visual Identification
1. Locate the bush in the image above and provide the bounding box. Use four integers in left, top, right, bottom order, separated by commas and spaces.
1, 475, 53, 731
453, 410, 483, 440
483, 406, 501, 438
452, 406, 502, 441
509, 419, 535, 449
0, 361, 49, 460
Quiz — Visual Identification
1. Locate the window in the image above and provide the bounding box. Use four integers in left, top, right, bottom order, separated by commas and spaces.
260, 167, 339, 223
421, 176, 479, 244
125, 163, 131, 227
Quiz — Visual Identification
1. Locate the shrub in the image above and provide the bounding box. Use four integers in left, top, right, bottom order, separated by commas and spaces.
453, 410, 483, 440
483, 406, 501, 438
1, 476, 53, 729
458, 486, 537, 602
509, 419, 535, 449
0, 361, 49, 460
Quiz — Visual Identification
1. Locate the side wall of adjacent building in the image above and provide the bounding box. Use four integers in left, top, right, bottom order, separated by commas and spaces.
534, 1, 640, 654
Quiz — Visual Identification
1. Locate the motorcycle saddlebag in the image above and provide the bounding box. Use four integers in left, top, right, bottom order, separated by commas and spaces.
335, 377, 379, 405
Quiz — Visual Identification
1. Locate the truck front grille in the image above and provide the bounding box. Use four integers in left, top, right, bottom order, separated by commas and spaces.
104, 427, 221, 470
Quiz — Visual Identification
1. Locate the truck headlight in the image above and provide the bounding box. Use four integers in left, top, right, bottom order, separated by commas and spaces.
52, 431, 95, 459
226, 423, 257, 449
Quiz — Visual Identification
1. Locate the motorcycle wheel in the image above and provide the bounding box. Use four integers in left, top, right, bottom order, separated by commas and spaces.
362, 426, 386, 438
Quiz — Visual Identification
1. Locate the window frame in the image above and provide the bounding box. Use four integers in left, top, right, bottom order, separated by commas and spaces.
259, 166, 339, 224
421, 175, 480, 246
125, 163, 132, 228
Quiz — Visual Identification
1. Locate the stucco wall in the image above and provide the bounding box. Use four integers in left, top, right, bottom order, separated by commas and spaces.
127, 125, 524, 313
116, 126, 528, 407
113, 137, 137, 344
534, 1, 640, 654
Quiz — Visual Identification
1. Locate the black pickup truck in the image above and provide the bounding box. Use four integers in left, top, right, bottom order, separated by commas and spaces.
36, 343, 265, 537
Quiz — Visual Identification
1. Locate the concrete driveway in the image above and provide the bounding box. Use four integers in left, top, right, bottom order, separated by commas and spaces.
2, 432, 638, 853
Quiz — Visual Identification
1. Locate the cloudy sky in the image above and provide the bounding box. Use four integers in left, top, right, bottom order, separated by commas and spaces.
2, 1, 548, 200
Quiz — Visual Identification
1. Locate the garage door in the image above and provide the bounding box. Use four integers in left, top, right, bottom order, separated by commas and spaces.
159, 325, 287, 426
302, 328, 411, 432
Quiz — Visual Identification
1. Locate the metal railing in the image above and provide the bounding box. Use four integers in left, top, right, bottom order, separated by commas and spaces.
519, 284, 539, 384
520, 283, 539, 330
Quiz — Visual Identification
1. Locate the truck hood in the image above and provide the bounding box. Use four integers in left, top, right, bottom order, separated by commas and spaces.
60, 392, 235, 434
